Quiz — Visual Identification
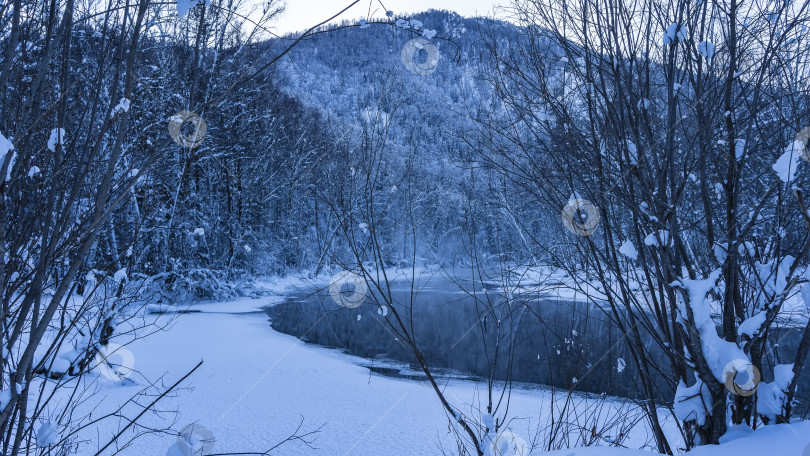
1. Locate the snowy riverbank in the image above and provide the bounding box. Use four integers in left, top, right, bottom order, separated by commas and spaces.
71, 283, 810, 455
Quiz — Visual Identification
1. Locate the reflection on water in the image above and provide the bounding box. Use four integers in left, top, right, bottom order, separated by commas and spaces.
265, 277, 807, 403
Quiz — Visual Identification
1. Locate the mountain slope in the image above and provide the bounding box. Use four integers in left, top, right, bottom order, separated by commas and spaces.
272, 10, 530, 266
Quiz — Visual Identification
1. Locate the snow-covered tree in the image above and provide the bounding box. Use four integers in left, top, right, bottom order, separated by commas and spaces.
475, 0, 810, 450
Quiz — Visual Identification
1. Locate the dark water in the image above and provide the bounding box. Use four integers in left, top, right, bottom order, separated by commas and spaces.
265, 277, 809, 405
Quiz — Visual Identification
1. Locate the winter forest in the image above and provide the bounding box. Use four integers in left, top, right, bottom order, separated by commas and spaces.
2, 0, 810, 454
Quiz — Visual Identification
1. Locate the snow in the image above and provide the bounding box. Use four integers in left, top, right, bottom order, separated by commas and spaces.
69, 311, 488, 454
0, 389, 11, 410
0, 131, 15, 181
737, 311, 766, 337
713, 243, 728, 264
47, 128, 65, 152
174, 423, 216, 455
757, 364, 793, 421
757, 362, 796, 418
28, 165, 40, 177
678, 270, 749, 383
674, 374, 711, 425
644, 230, 670, 247
165, 443, 188, 456
756, 256, 793, 298
193, 227, 205, 236
663, 23, 687, 45
626, 140, 638, 164
773, 140, 802, 182
489, 429, 528, 456
619, 240, 638, 260
36, 421, 60, 446
773, 363, 795, 391
40, 266, 810, 456
422, 29, 437, 39
542, 421, 810, 455
757, 379, 787, 421
48, 356, 71, 375
714, 182, 724, 199
617, 358, 626, 373
113, 268, 127, 283
113, 97, 131, 114
734, 139, 745, 161
0, 131, 13, 155
697, 41, 715, 59
738, 241, 755, 257
63, 281, 670, 456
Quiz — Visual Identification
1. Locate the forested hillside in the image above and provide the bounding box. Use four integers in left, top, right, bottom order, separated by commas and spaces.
273, 10, 536, 273
3, 0, 810, 455
39, 9, 540, 298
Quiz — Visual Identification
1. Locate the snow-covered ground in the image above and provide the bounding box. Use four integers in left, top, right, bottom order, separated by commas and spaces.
74, 291, 652, 455
72, 281, 810, 456
543, 420, 810, 456
489, 265, 809, 327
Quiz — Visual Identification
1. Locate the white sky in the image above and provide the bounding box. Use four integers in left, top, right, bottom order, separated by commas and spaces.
270, 0, 503, 35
